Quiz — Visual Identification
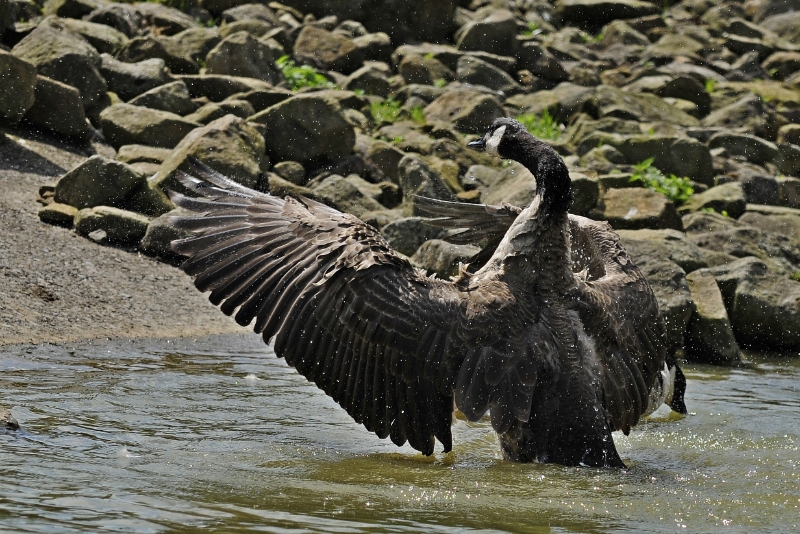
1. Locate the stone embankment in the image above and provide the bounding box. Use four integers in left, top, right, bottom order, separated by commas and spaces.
1, 0, 799, 361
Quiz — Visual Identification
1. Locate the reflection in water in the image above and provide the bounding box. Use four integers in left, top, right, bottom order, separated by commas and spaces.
1, 334, 798, 533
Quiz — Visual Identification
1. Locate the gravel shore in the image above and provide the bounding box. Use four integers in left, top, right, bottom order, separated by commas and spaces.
0, 127, 246, 346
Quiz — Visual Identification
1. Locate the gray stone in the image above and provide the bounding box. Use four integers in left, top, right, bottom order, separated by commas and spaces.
116, 35, 197, 75
121, 180, 175, 216
365, 140, 405, 183
423, 88, 504, 134
152, 114, 267, 192
353, 32, 392, 63
739, 173, 781, 206
516, 43, 569, 82
75, 205, 150, 246
410, 239, 480, 279
775, 142, 800, 176
250, 94, 355, 164
708, 132, 779, 165
738, 205, 800, 240
585, 85, 700, 127
178, 74, 274, 101
601, 20, 650, 47
60, 17, 128, 55
592, 188, 682, 230
557, 0, 660, 26
84, 3, 141, 38
381, 216, 448, 256
617, 228, 707, 274
779, 177, 800, 209
232, 87, 293, 111
398, 54, 455, 86
11, 16, 106, 109
133, 3, 195, 36
55, 155, 145, 209
678, 182, 747, 218
172, 27, 221, 63
293, 25, 363, 74
311, 174, 385, 218
703, 94, 768, 139
777, 124, 800, 145
570, 173, 600, 216
43, 0, 106, 19
455, 9, 518, 57
0, 50, 36, 124
397, 154, 456, 215
762, 51, 800, 81
139, 208, 191, 265
99, 54, 174, 101
38, 202, 78, 228
128, 80, 196, 115
688, 227, 800, 275
684, 270, 742, 364
760, 10, 800, 42
100, 103, 200, 149
456, 55, 523, 95
682, 210, 745, 234
205, 31, 284, 84
116, 145, 174, 165
271, 160, 305, 185
376, 123, 437, 154
636, 255, 695, 350
343, 65, 390, 97
221, 3, 279, 25
24, 75, 94, 142
483, 161, 537, 207
184, 99, 255, 124
360, 208, 404, 230
623, 75, 711, 117
505, 83, 595, 123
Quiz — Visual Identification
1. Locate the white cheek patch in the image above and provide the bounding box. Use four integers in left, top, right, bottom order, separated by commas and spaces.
485, 125, 506, 156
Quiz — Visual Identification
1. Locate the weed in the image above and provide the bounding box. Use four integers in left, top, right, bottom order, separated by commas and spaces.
516, 110, 561, 141
408, 105, 426, 125
791, 272, 800, 282
705, 78, 717, 94
630, 158, 694, 205
423, 52, 435, 60
370, 98, 403, 124
276, 56, 334, 91
434, 78, 448, 88
522, 21, 540, 37
580, 31, 604, 43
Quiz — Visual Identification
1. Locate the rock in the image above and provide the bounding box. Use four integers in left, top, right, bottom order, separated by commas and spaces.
84, 4, 142, 38
585, 85, 700, 127
343, 65, 390, 97
99, 103, 200, 149
761, 51, 800, 81
483, 162, 538, 207
623, 75, 711, 117
779, 177, 800, 209
38, 202, 78, 227
775, 143, 800, 176
205, 31, 284, 84
516, 43, 569, 82
707, 132, 779, 165
11, 17, 106, 109
139, 208, 191, 265
423, 88, 504, 134
688, 227, 800, 275
557, 0, 661, 26
760, 11, 800, 42
74, 205, 150, 246
172, 27, 221, 63
116, 35, 197, 75
504, 83, 594, 122
381, 216, 448, 256
360, 208, 404, 230
455, 9, 518, 57
455, 55, 523, 95
684, 270, 742, 364
133, 3, 195, 36
609, 135, 714, 185
293, 25, 363, 74
678, 182, 747, 218
682, 210, 745, 234
184, 99, 255, 124
99, 54, 174, 101
121, 180, 174, 216
54, 155, 145, 209
221, 3, 279, 25
365, 140, 405, 183
250, 94, 354, 165
376, 123, 437, 154
232, 87, 293, 111
398, 54, 455, 86
777, 124, 800, 145
738, 173, 781, 206
410, 239, 480, 279
311, 174, 385, 218
397, 154, 456, 215
116, 145, 174, 165
601, 20, 650, 47
738, 205, 800, 240
152, 114, 267, 192
636, 255, 695, 350
617, 228, 707, 273
23, 75, 94, 142
592, 188, 682, 231
353, 32, 392, 63
60, 17, 128, 55
703, 94, 769, 139
570, 173, 600, 215
0, 50, 36, 124
128, 80, 196, 115
179, 74, 274, 101
42, 0, 106, 19
271, 160, 305, 185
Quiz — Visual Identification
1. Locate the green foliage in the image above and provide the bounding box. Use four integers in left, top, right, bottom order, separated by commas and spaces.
434, 78, 448, 88
516, 110, 561, 141
705, 78, 717, 94
630, 158, 694, 205
423, 52, 435, 60
203, 17, 219, 28
408, 105, 426, 125
522, 21, 540, 37
581, 31, 604, 43
276, 56, 334, 91
791, 272, 800, 282
370, 98, 403, 124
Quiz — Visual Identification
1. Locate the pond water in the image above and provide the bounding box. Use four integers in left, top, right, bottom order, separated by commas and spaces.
1, 334, 798, 533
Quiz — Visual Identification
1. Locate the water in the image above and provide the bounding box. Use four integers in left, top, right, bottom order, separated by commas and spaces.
1, 334, 798, 533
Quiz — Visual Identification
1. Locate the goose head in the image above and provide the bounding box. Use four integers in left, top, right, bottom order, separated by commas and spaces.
468, 117, 529, 159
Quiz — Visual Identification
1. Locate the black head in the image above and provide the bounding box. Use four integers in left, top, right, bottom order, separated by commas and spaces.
468, 118, 530, 160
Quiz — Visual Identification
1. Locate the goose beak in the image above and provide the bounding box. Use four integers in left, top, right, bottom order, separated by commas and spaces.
468, 138, 486, 151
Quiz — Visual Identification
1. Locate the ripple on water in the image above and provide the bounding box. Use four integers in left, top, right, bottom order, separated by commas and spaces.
1, 336, 799, 533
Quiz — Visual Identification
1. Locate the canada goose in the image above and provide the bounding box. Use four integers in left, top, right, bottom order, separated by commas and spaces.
167, 118, 685, 467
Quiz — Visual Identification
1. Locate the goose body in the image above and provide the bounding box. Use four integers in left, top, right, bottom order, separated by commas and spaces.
168, 118, 686, 467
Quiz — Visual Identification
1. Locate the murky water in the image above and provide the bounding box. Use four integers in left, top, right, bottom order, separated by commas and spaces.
1, 334, 798, 533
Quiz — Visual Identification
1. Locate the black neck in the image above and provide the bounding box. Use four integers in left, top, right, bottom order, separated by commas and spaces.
515, 137, 572, 217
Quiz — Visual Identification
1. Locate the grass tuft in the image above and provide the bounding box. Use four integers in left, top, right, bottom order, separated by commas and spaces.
370, 98, 403, 124
516, 110, 561, 141
276, 56, 334, 91
630, 158, 694, 205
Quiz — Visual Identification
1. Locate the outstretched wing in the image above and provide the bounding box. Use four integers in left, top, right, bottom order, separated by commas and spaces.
568, 215, 667, 434
167, 161, 545, 455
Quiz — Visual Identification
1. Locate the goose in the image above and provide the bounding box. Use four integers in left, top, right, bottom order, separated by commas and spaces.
167, 117, 686, 467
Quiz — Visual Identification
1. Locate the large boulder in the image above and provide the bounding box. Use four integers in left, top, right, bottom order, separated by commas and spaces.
455, 9, 518, 57
139, 208, 192, 265
585, 85, 700, 127
617, 228, 707, 274
678, 182, 747, 218
516, 43, 570, 82
423, 88, 504, 134
23, 75, 94, 142
179, 74, 274, 101
11, 17, 106, 109
292, 25, 364, 74
74, 206, 150, 246
592, 188, 682, 230
505, 83, 595, 123
152, 114, 267, 192
99, 103, 200, 149
42, 0, 107, 19
365, 140, 406, 183
410, 239, 480, 279
684, 270, 742, 364
133, 3, 195, 36
249, 94, 354, 165
398, 55, 455, 86
84, 3, 142, 38
128, 80, 196, 116
738, 205, 800, 240
205, 31, 284, 84
54, 155, 145, 209
0, 50, 37, 124
60, 17, 128, 55
172, 27, 221, 63
455, 56, 523, 95
99, 54, 175, 101
381, 217, 448, 256
636, 256, 695, 350
184, 99, 255, 124
397, 154, 456, 215
708, 132, 779, 165
688, 226, 800, 275
556, 0, 661, 26
311, 174, 385, 218
116, 35, 197, 75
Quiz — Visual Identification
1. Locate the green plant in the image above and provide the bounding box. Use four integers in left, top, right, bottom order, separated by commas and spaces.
516, 110, 560, 141
276, 55, 334, 91
408, 104, 426, 125
630, 158, 694, 205
434, 78, 447, 88
768, 67, 779, 78
705, 78, 717, 94
791, 272, 800, 282
370, 98, 403, 124
204, 17, 219, 28
423, 52, 435, 60
522, 21, 540, 37
580, 31, 604, 43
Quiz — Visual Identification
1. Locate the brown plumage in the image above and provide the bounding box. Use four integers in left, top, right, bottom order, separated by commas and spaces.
167, 118, 679, 467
